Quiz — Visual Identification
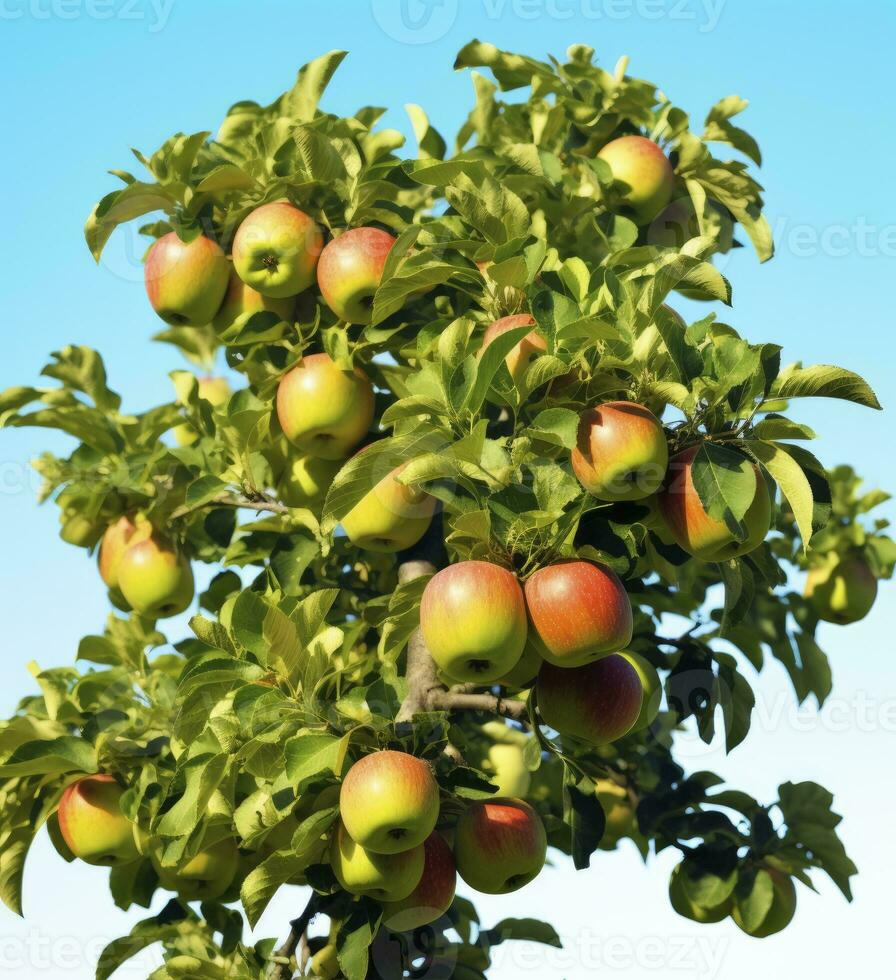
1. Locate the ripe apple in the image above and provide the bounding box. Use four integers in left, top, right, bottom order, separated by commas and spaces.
571, 401, 668, 500
453, 798, 547, 894
536, 654, 642, 745
479, 314, 547, 386
524, 560, 633, 667
144, 232, 229, 327
317, 226, 396, 324
484, 743, 531, 799
340, 750, 440, 854
330, 819, 424, 901
57, 775, 139, 866
619, 651, 662, 732
232, 201, 323, 298
276, 353, 375, 460
341, 463, 437, 553
732, 868, 797, 938
805, 552, 878, 624
596, 135, 675, 224
117, 530, 194, 619
420, 561, 528, 683
153, 838, 240, 901
173, 376, 231, 446
278, 455, 343, 508
381, 832, 457, 931
657, 446, 772, 561
669, 864, 733, 924
97, 514, 138, 590
212, 265, 296, 332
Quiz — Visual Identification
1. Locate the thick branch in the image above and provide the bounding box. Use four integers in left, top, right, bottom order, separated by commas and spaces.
270, 891, 318, 980
428, 689, 528, 721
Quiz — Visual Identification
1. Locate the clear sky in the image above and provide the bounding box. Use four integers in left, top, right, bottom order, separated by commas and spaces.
1, 1, 894, 977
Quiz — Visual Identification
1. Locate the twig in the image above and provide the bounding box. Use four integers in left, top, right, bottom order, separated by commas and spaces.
270, 891, 319, 980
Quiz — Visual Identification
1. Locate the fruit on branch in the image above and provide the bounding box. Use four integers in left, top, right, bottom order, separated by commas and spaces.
152, 838, 240, 901
232, 201, 323, 298
381, 832, 457, 931
57, 774, 139, 866
278, 454, 343, 508
317, 226, 396, 324
276, 353, 375, 460
668, 864, 733, 923
479, 314, 547, 386
732, 868, 797, 938
453, 798, 547, 894
117, 530, 194, 619
212, 265, 296, 332
59, 510, 104, 548
309, 942, 340, 980
536, 654, 642, 744
340, 750, 440, 854
594, 779, 637, 846
493, 639, 543, 689
656, 446, 772, 560
805, 552, 878, 624
97, 514, 138, 590
524, 560, 633, 667
144, 232, 229, 327
618, 651, 662, 732
341, 463, 437, 553
571, 401, 668, 501
420, 561, 528, 683
597, 135, 675, 223
484, 743, 531, 799
330, 819, 424, 901
173, 376, 231, 446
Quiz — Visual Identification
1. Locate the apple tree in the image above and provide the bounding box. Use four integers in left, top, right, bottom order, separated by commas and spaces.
0, 43, 893, 980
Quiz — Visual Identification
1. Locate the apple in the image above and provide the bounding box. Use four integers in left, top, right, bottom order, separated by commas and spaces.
212, 264, 295, 332
571, 401, 668, 500
340, 750, 440, 854
117, 530, 194, 619
484, 743, 531, 799
536, 654, 642, 745
619, 651, 662, 733
524, 560, 633, 667
173, 376, 231, 446
594, 779, 636, 845
493, 639, 543, 689
144, 232, 229, 327
97, 514, 138, 590
479, 314, 547, 386
309, 942, 340, 979
330, 819, 424, 901
276, 353, 375, 460
657, 446, 772, 560
596, 135, 675, 224
453, 798, 546, 894
153, 838, 240, 901
317, 226, 396, 324
381, 832, 457, 931
341, 463, 437, 553
232, 201, 323, 298
57, 774, 139, 866
420, 561, 528, 683
805, 552, 878, 625
669, 864, 733, 924
732, 868, 797, 938
278, 455, 343, 508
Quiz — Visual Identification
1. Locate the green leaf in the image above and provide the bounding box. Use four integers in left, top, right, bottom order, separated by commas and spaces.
745, 440, 816, 548
282, 50, 348, 121
0, 737, 97, 777
483, 918, 562, 948
284, 732, 346, 786
770, 364, 881, 409
690, 443, 757, 533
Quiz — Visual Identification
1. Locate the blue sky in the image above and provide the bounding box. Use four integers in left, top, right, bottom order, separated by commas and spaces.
1, 1, 894, 977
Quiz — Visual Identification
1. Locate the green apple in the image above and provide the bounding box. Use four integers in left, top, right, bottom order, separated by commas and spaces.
524, 560, 633, 667
484, 743, 531, 799
57, 774, 139, 866
571, 401, 668, 501
340, 750, 440, 854
278, 454, 343, 508
173, 376, 231, 446
732, 868, 797, 938
594, 779, 636, 846
144, 232, 229, 326
536, 655, 642, 745
454, 798, 546, 895
493, 639, 543, 690
597, 135, 675, 223
97, 514, 138, 590
657, 446, 772, 560
341, 463, 436, 553
276, 353, 375, 460
805, 552, 878, 624
381, 832, 457, 931
212, 264, 295, 332
117, 530, 194, 619
618, 651, 662, 733
669, 864, 733, 924
420, 560, 528, 683
330, 819, 424, 901
232, 201, 323, 298
153, 838, 240, 901
309, 943, 340, 979
317, 226, 396, 324
59, 503, 104, 548
479, 314, 547, 386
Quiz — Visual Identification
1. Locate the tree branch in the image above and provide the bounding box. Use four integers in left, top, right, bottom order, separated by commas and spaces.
270, 891, 319, 980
